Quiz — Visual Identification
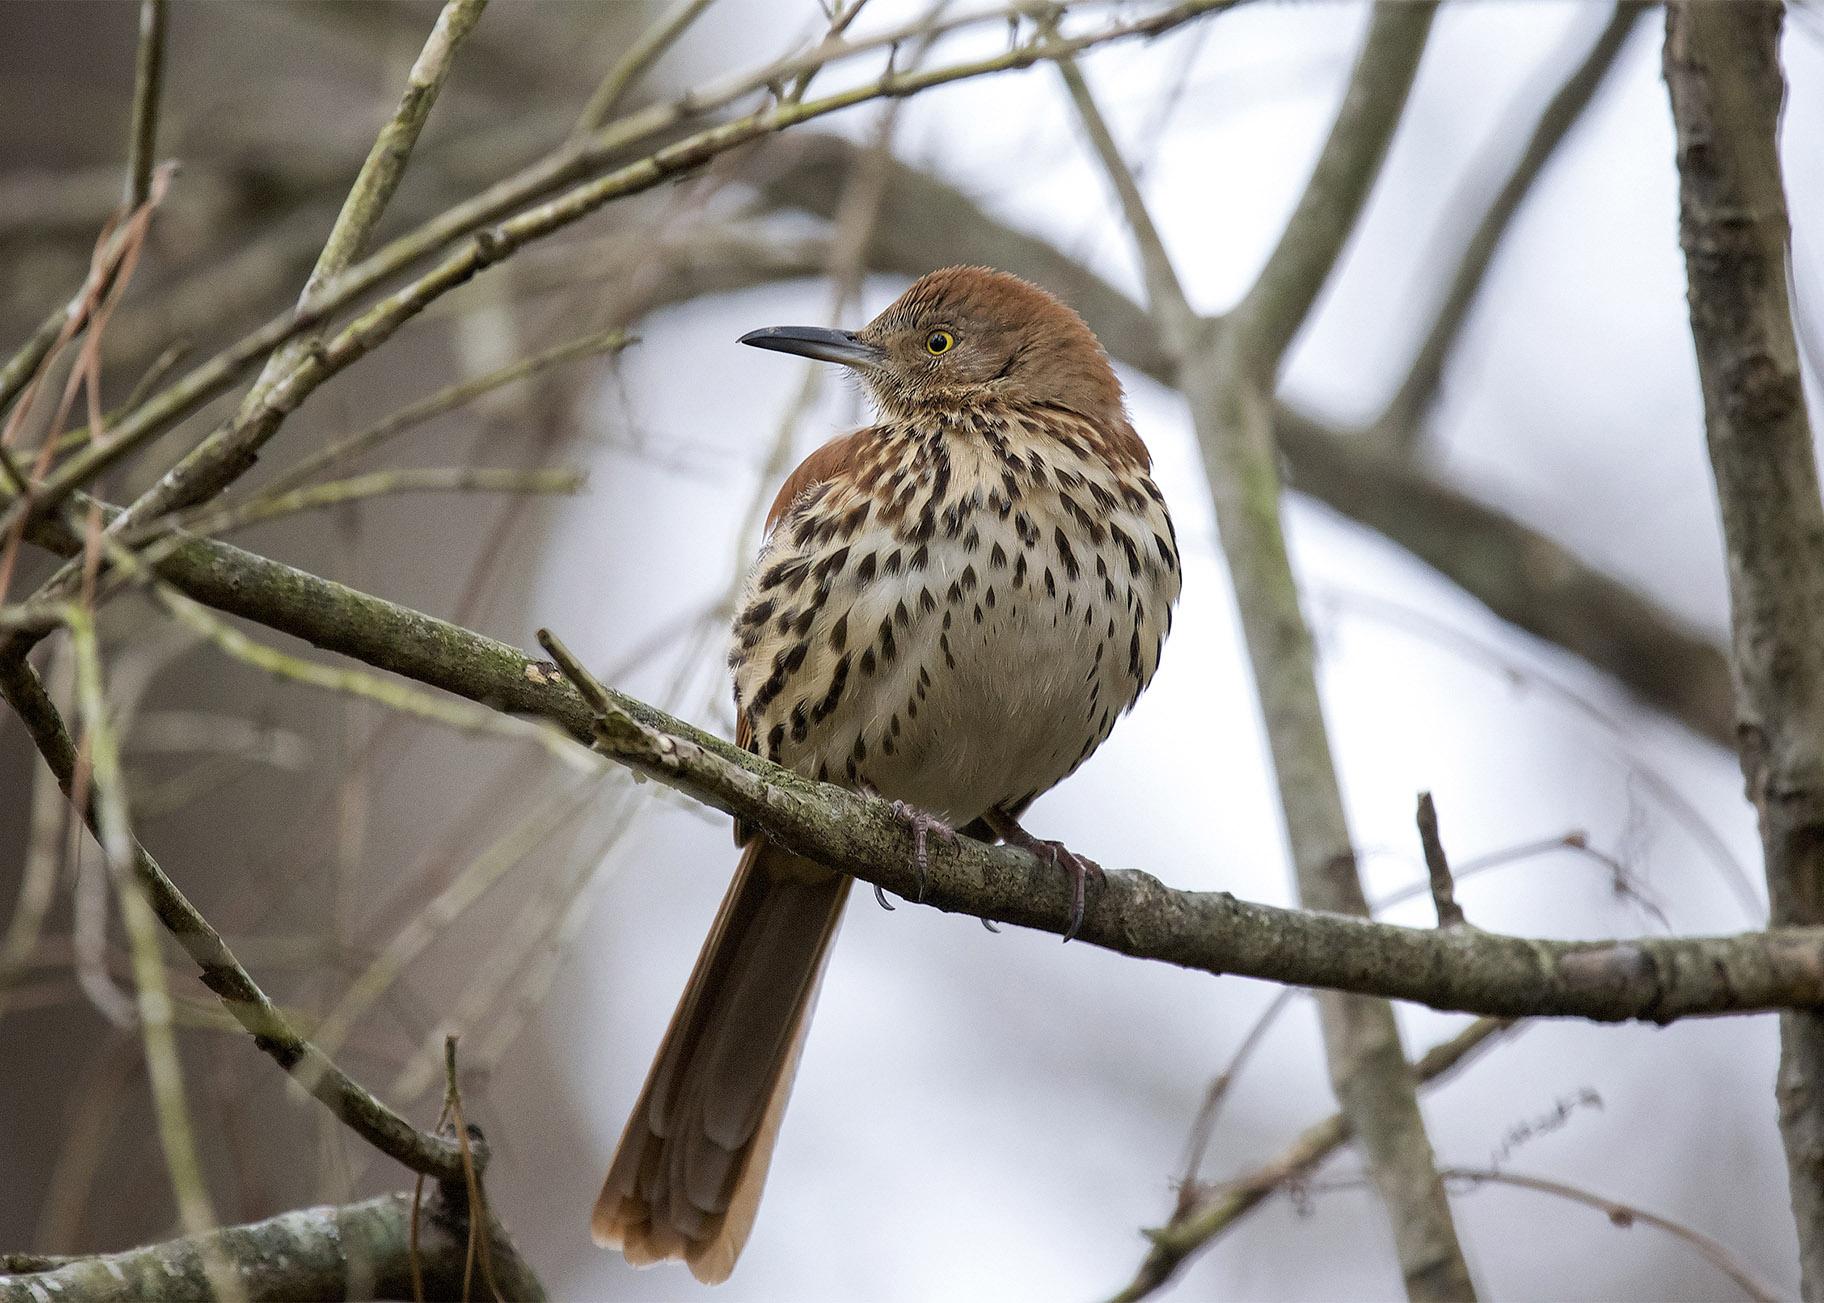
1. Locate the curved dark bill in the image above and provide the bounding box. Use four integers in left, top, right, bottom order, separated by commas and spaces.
738, 326, 883, 368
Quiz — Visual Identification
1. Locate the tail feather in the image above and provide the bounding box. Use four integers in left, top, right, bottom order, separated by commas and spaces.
593, 839, 850, 1284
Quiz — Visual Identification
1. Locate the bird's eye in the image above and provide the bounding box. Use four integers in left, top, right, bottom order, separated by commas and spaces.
925, 330, 955, 355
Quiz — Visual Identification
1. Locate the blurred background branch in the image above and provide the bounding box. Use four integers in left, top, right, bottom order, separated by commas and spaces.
1665, 1, 1824, 1293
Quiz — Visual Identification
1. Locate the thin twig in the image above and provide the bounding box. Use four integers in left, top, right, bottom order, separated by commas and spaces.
1057, 54, 1198, 347
250, 328, 629, 502
1416, 791, 1467, 929
1113, 1017, 1516, 1302
0, 655, 471, 1183
1439, 1168, 1778, 1303
1373, 1, 1649, 448
309, 785, 595, 1062
182, 467, 584, 540
144, 0, 491, 521
1175, 986, 1299, 1205
124, 0, 169, 210
64, 610, 245, 1302
109, 539, 595, 771
573, 0, 720, 135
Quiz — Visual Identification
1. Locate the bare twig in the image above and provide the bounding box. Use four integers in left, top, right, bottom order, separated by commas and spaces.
1057, 54, 1198, 347
0, 647, 76, 1020
249, 328, 629, 502
1175, 987, 1300, 1203
183, 467, 584, 540
573, 0, 720, 135
137, 0, 490, 525
1114, 1017, 1516, 1302
1439, 1168, 1779, 1303
62, 610, 244, 1300
0, 655, 471, 1183
124, 0, 169, 210
106, 538, 595, 771
1373, 1, 1650, 447
1416, 792, 1467, 929
65, 612, 220, 1237
309, 785, 595, 1062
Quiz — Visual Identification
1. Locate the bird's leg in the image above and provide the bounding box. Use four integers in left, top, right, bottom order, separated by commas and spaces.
857, 783, 957, 907
887, 799, 958, 903
983, 808, 1104, 943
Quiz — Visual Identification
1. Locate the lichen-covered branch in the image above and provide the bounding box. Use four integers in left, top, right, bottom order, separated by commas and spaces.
0, 1190, 545, 1303
1665, 2, 1824, 1293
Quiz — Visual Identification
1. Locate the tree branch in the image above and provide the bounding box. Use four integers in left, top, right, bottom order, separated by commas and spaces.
1, 0, 1236, 552
1665, 2, 1824, 1293
1374, 0, 1649, 446
124, 0, 169, 211
20, 506, 1824, 1024
1114, 1017, 1516, 1302
1180, 5, 1476, 1295
1227, 2, 1435, 373
130, 0, 491, 524
0, 1190, 545, 1303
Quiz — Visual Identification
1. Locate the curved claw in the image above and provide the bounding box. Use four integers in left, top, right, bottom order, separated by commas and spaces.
1035, 842, 1103, 943
980, 809, 1103, 942
873, 883, 896, 912
887, 799, 957, 903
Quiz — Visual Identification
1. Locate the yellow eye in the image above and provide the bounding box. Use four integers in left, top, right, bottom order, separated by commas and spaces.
925, 330, 955, 355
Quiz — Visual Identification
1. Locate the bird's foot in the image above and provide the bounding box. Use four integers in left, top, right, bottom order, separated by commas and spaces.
990, 816, 1104, 943
887, 799, 957, 903
859, 788, 957, 910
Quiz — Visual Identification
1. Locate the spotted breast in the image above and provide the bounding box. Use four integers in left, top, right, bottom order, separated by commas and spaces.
731, 403, 1178, 827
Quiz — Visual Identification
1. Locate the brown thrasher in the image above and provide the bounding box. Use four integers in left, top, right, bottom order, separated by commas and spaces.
592, 266, 1180, 1282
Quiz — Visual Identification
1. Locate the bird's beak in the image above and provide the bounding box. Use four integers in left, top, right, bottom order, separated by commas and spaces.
739, 326, 884, 370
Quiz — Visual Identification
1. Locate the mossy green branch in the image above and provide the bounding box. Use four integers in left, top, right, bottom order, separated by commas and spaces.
0, 1190, 545, 1303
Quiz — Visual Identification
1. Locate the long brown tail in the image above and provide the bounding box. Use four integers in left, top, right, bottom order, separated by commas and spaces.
592, 839, 851, 1284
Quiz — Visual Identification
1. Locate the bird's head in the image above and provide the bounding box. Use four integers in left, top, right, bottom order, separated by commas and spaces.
740, 266, 1127, 428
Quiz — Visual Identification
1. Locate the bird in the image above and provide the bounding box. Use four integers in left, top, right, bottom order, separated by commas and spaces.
591, 265, 1181, 1283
